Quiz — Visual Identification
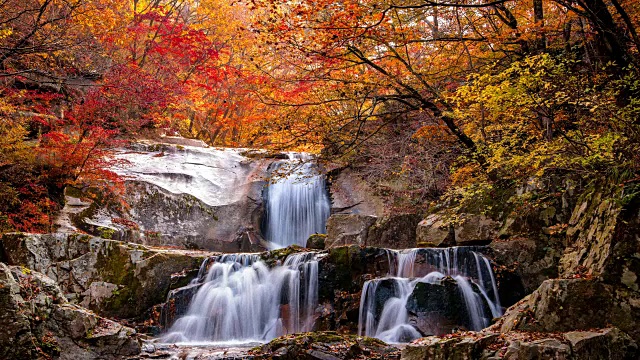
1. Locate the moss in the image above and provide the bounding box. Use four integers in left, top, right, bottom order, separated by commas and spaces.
98, 227, 116, 239
260, 245, 304, 266
94, 243, 142, 315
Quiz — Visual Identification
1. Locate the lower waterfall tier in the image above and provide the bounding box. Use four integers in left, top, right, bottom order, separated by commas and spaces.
160, 246, 501, 344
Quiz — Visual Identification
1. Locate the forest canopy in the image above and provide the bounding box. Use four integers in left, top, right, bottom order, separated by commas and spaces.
1, 0, 639, 232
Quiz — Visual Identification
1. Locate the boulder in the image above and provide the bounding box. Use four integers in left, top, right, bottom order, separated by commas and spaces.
496, 279, 640, 342
564, 328, 638, 360
454, 214, 499, 245
325, 214, 377, 248
489, 237, 559, 302
367, 214, 421, 249
416, 214, 454, 247
0, 263, 140, 359
0, 232, 209, 320
307, 233, 327, 250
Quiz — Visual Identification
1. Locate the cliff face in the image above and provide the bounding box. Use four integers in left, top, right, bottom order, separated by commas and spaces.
57, 141, 272, 252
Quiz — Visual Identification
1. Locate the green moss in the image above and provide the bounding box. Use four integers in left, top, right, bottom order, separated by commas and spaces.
98, 227, 116, 239
260, 245, 304, 266
94, 243, 142, 314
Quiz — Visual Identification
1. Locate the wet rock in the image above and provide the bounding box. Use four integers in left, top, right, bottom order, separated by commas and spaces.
325, 214, 377, 248
416, 214, 454, 247
316, 246, 392, 332
367, 214, 421, 249
0, 263, 140, 359
250, 331, 401, 360
0, 232, 210, 320
406, 278, 490, 335
157, 283, 202, 329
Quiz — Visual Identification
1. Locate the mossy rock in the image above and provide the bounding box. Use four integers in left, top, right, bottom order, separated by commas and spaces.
306, 233, 326, 250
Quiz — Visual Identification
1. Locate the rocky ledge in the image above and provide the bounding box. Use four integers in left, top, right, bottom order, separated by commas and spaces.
0, 263, 140, 359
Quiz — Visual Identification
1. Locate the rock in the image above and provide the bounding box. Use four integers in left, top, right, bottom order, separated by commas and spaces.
402, 328, 637, 360
307, 233, 327, 250
560, 183, 640, 291
367, 214, 421, 249
500, 338, 572, 360
416, 214, 454, 247
454, 214, 499, 246
406, 278, 491, 335
0, 263, 140, 359
402, 332, 498, 360
0, 232, 210, 320
157, 283, 202, 329
327, 167, 387, 216
489, 237, 559, 303
60, 141, 272, 252
250, 331, 401, 360
325, 214, 377, 248
316, 246, 392, 332
564, 328, 638, 360
496, 279, 640, 342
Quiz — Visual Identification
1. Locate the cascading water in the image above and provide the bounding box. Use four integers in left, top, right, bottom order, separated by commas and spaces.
162, 252, 320, 344
358, 247, 502, 343
262, 154, 331, 248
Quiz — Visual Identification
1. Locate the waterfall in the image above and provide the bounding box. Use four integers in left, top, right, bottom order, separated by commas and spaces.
263, 154, 331, 249
161, 252, 320, 344
358, 247, 502, 343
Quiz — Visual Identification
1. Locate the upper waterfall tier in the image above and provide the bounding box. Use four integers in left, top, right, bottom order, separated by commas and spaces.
262, 154, 331, 248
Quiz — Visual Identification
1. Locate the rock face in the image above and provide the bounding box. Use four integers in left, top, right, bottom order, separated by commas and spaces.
367, 214, 421, 249
401, 328, 637, 360
60, 141, 272, 252
326, 214, 377, 248
496, 278, 640, 342
560, 183, 640, 289
0, 263, 140, 359
0, 232, 209, 320
327, 167, 387, 216
325, 214, 420, 249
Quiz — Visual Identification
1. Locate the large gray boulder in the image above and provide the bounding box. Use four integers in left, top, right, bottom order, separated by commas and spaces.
0, 263, 140, 359
57, 141, 271, 252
